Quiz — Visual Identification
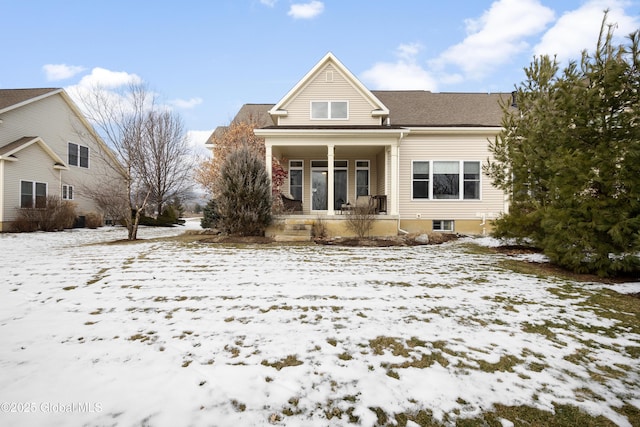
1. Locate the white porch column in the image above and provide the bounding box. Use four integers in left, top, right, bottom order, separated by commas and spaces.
265, 143, 273, 195
327, 144, 335, 215
390, 144, 399, 215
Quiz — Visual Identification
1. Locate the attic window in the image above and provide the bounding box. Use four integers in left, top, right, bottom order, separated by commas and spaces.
311, 101, 348, 120
326, 71, 334, 82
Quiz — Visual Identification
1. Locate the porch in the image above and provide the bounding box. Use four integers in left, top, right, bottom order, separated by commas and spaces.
265, 214, 401, 242
256, 127, 406, 218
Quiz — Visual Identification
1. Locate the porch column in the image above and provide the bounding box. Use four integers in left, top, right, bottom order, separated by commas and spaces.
327, 144, 335, 215
265, 143, 273, 195
390, 144, 399, 215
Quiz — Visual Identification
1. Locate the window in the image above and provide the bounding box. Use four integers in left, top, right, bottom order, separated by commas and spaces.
68, 142, 89, 168
433, 161, 459, 199
412, 161, 481, 200
463, 162, 480, 199
20, 181, 47, 208
433, 220, 454, 232
356, 160, 370, 197
62, 184, 74, 200
289, 160, 303, 201
311, 101, 348, 120
79, 145, 89, 168
412, 162, 430, 199
68, 143, 78, 166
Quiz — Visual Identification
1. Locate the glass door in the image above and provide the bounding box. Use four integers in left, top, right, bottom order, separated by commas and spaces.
311, 160, 348, 211
312, 170, 328, 210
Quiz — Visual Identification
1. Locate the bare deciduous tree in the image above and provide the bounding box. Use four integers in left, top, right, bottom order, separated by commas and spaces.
74, 83, 192, 240
139, 109, 193, 217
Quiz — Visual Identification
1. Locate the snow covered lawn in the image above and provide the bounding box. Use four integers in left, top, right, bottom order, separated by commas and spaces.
1, 220, 639, 426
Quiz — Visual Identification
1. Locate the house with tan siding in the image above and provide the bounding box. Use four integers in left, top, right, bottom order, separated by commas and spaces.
212, 53, 511, 237
0, 88, 123, 231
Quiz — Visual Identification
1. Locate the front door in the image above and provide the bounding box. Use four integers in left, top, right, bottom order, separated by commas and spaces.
311, 161, 348, 211
311, 170, 328, 210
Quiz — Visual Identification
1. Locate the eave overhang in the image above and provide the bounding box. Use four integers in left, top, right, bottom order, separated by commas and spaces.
404, 126, 503, 136
255, 127, 409, 143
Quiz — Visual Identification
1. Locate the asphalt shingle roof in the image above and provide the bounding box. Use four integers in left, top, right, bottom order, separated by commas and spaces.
220, 92, 511, 132
0, 88, 60, 112
372, 91, 511, 127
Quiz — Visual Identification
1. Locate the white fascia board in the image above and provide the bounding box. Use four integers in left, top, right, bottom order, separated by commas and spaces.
254, 128, 409, 138
406, 126, 502, 135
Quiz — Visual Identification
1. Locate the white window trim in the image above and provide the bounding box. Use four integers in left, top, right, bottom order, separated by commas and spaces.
62, 184, 74, 200
20, 180, 47, 208
68, 142, 90, 169
310, 100, 349, 120
310, 160, 348, 212
355, 160, 370, 197
288, 160, 304, 202
433, 220, 455, 232
411, 161, 430, 200
411, 160, 482, 201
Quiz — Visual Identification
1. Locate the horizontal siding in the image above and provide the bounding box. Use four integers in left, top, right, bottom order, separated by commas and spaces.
1, 93, 123, 221
279, 64, 380, 126
398, 134, 505, 220
3, 144, 61, 221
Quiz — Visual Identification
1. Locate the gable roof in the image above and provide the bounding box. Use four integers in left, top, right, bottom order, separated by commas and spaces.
207, 103, 275, 144
0, 88, 62, 114
269, 52, 389, 118
372, 91, 509, 127
0, 87, 125, 175
0, 136, 68, 168
229, 90, 509, 130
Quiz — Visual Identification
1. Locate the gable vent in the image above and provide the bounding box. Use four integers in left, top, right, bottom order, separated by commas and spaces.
326, 71, 334, 82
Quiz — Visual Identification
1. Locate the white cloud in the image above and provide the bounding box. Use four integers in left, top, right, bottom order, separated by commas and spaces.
534, 0, 640, 61
65, 68, 147, 121
169, 97, 203, 109
288, 1, 324, 19
43, 64, 86, 81
260, 0, 277, 6
433, 0, 555, 79
75, 67, 143, 89
187, 130, 213, 155
361, 43, 438, 91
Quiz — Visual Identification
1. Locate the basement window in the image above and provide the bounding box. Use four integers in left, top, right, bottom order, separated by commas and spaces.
433, 220, 454, 232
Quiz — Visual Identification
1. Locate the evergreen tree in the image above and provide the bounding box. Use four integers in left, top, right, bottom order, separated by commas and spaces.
216, 145, 272, 236
486, 15, 640, 276
200, 199, 219, 229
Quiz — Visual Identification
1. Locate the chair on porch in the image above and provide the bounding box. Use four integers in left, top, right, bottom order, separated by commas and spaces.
281, 193, 303, 213
339, 195, 387, 214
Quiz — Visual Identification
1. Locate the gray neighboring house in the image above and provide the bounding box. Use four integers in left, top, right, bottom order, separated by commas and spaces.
0, 88, 123, 231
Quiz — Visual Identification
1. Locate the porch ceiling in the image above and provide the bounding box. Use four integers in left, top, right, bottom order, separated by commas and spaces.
274, 145, 385, 158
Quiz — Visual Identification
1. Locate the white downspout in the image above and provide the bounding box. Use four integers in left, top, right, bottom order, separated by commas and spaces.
394, 134, 409, 235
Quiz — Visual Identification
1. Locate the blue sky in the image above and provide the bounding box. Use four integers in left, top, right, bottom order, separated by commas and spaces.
2, 0, 638, 149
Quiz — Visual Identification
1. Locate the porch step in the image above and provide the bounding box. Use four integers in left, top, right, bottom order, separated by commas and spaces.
274, 223, 313, 242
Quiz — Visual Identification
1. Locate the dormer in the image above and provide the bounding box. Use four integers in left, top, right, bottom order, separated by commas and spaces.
269, 53, 389, 126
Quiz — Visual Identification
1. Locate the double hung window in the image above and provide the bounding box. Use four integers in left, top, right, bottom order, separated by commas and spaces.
355, 160, 370, 197
68, 142, 89, 168
289, 160, 303, 201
